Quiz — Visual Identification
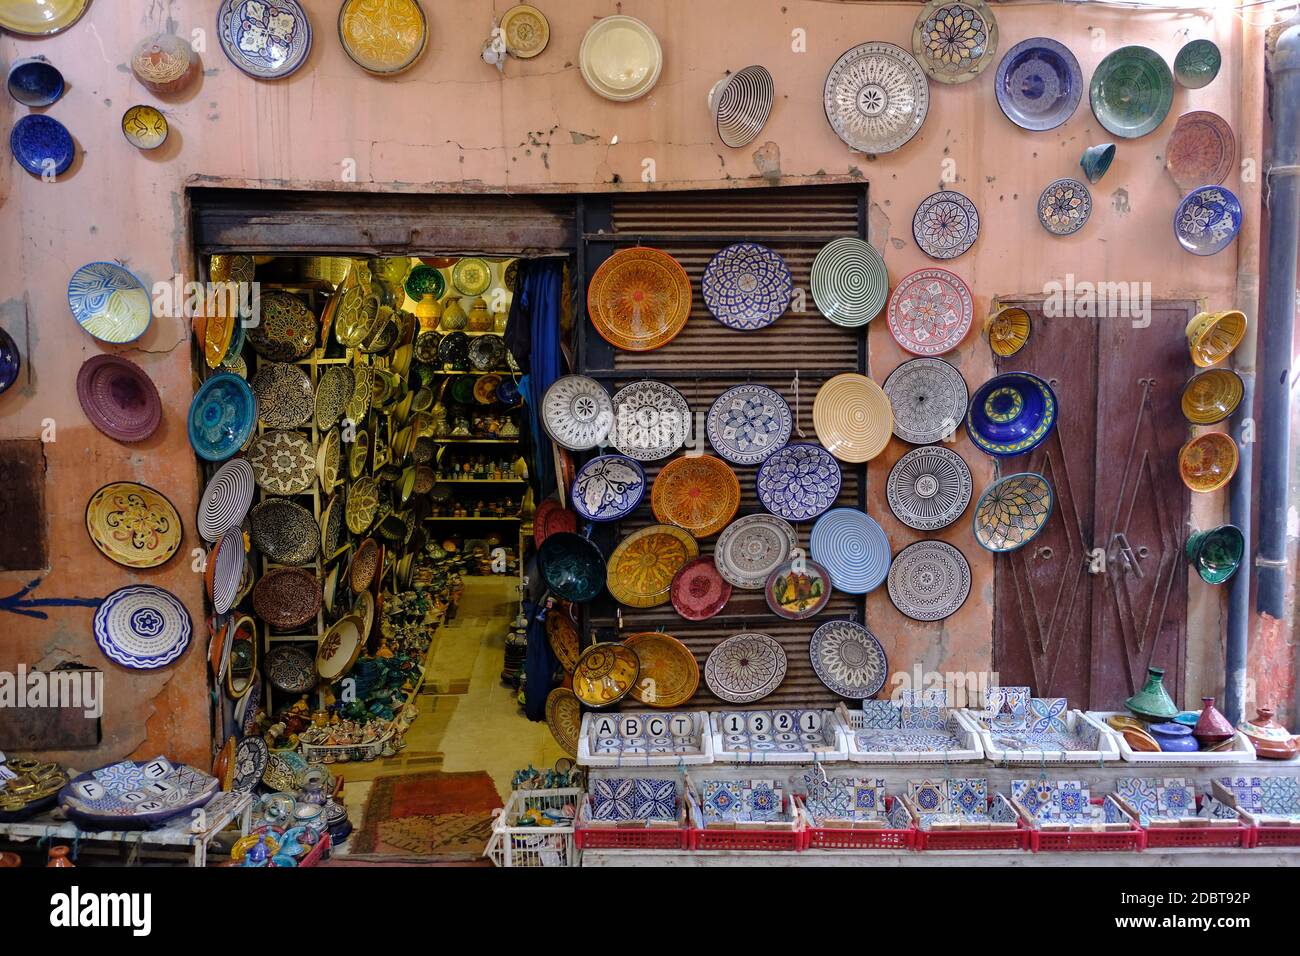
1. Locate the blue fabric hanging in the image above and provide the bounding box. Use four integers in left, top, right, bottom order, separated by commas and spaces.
506, 259, 564, 498
523, 600, 558, 722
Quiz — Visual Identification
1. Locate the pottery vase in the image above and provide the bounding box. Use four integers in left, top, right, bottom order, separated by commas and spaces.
1125, 666, 1180, 721
1193, 696, 1234, 745
415, 295, 443, 331
47, 846, 74, 867
467, 298, 492, 331
440, 301, 468, 331
1148, 721, 1199, 753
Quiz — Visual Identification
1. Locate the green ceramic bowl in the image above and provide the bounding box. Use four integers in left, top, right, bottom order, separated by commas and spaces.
1185, 524, 1244, 584
1090, 45, 1174, 139
1174, 39, 1221, 90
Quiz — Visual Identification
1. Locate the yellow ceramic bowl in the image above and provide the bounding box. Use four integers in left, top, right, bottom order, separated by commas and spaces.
1179, 431, 1239, 493
983, 306, 1031, 357
1181, 367, 1243, 425
121, 104, 168, 150
1186, 309, 1246, 367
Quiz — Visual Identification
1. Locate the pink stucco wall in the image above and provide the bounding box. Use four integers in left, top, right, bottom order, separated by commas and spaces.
0, 0, 1248, 766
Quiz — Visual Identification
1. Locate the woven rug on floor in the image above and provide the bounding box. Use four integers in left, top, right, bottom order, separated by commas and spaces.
349, 770, 503, 862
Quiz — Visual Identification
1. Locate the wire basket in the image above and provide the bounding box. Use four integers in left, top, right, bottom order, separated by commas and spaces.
483, 787, 581, 867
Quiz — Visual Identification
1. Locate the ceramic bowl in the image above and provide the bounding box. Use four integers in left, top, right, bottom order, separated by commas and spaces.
972, 472, 1054, 552
75, 354, 162, 442
130, 32, 202, 95
188, 372, 257, 461
1185, 524, 1244, 584
1174, 38, 1221, 89
0, 326, 22, 396
10, 113, 75, 177
1186, 309, 1246, 367
1178, 432, 1239, 493
709, 65, 774, 148
965, 371, 1058, 457
538, 532, 606, 602
579, 15, 662, 101
1175, 185, 1242, 256
68, 261, 152, 344
121, 104, 168, 150
572, 642, 640, 707
337, 0, 429, 75
1180, 367, 1243, 424
1089, 45, 1173, 139
994, 37, 1082, 131
982, 306, 1031, 357
1079, 143, 1115, 184
7, 56, 65, 106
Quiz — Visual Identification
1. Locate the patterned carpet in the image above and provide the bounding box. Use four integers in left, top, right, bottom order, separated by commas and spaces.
349, 770, 503, 863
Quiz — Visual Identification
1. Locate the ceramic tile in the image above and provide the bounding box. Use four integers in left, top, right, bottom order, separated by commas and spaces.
591, 776, 635, 821
1056, 780, 1088, 818
1157, 778, 1194, 817
1027, 697, 1069, 735
1218, 775, 1264, 813
987, 686, 1030, 731
852, 778, 884, 815
901, 704, 946, 731
1261, 776, 1300, 815
745, 780, 783, 820
589, 711, 704, 758
947, 777, 987, 815
92, 760, 147, 795
1103, 795, 1130, 825
908, 778, 947, 814
702, 779, 744, 820
633, 777, 677, 820
1114, 777, 1159, 816
860, 699, 901, 730
718, 709, 837, 753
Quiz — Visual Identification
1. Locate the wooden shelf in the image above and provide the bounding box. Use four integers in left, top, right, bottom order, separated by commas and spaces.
425, 516, 521, 522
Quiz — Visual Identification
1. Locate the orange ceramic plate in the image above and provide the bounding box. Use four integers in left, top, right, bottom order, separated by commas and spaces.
587, 247, 691, 351
546, 603, 581, 672
651, 455, 740, 538
624, 631, 699, 708
1179, 431, 1239, 493
607, 523, 699, 608
545, 687, 582, 757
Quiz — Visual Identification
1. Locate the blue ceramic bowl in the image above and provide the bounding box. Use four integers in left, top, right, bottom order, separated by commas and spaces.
538, 531, 605, 602
1175, 185, 1242, 256
9, 113, 74, 177
7, 56, 65, 106
0, 326, 20, 396
495, 377, 521, 406
1148, 721, 1199, 753
995, 38, 1083, 132
189, 372, 257, 461
1173, 711, 1201, 728
570, 454, 646, 522
966, 372, 1058, 458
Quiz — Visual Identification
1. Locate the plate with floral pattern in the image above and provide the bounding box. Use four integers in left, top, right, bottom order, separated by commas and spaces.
911, 0, 998, 84
248, 430, 317, 495
973, 472, 1054, 552
587, 247, 692, 351
755, 442, 843, 521
85, 482, 182, 569
704, 632, 787, 704
249, 498, 319, 566
887, 540, 972, 621
706, 384, 792, 465
265, 644, 318, 693
251, 362, 313, 429
571, 454, 646, 522
93, 585, 191, 670
886, 268, 974, 355
609, 380, 691, 461
714, 514, 798, 590
823, 41, 930, 154
346, 477, 380, 535
252, 567, 321, 631
913, 190, 979, 260
701, 242, 792, 330
670, 556, 732, 621
1038, 178, 1092, 236
542, 375, 613, 451
247, 291, 317, 361
882, 357, 968, 445
217, 0, 313, 80
1165, 111, 1234, 193
651, 455, 740, 538
606, 524, 699, 608
338, 0, 429, 76
1175, 185, 1242, 256
311, 366, 352, 432
809, 619, 888, 699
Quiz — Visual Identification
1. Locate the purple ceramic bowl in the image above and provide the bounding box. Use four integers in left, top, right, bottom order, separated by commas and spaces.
76, 353, 162, 442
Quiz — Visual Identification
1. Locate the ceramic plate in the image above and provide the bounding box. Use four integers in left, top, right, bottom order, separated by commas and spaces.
670, 556, 732, 621
542, 375, 613, 451
573, 642, 641, 707
93, 585, 191, 670
546, 604, 581, 671
579, 15, 662, 101
248, 291, 316, 361
0, 326, 19, 396
266, 644, 318, 693
7, 56, 66, 107
1037, 178, 1092, 236
350, 537, 379, 594
68, 262, 151, 344
197, 458, 255, 543
533, 497, 577, 546
0, 0, 89, 35
233, 736, 269, 793
1165, 111, 1235, 193
217, 0, 312, 79
887, 445, 973, 530
468, 334, 506, 372
625, 632, 699, 708
317, 427, 341, 492
121, 105, 168, 150
346, 367, 373, 425
314, 365, 353, 430
810, 237, 889, 327
887, 540, 972, 621
701, 242, 792, 330
250, 498, 319, 566
912, 190, 979, 261
714, 514, 798, 590
10, 114, 74, 177
651, 455, 740, 538
966, 371, 1058, 457
332, 286, 374, 347
317, 615, 364, 682
75, 354, 162, 443
711, 64, 774, 148
756, 442, 843, 521
973, 472, 1054, 552
1181, 368, 1243, 425
1174, 38, 1220, 90
248, 429, 316, 495
451, 258, 491, 296
251, 565, 321, 632
1175, 185, 1242, 256
704, 632, 787, 704
545, 688, 581, 757
539, 531, 606, 602
994, 37, 1082, 131
809, 508, 891, 594
208, 529, 244, 616
912, 0, 998, 84
706, 384, 792, 465
609, 380, 690, 461
85, 482, 182, 569
607, 524, 699, 608
500, 3, 549, 58
338, 0, 428, 75
765, 558, 833, 620
346, 476, 379, 535
405, 264, 445, 300
823, 41, 929, 154
809, 620, 888, 699
587, 247, 691, 351
887, 268, 973, 355
882, 357, 968, 447
436, 331, 469, 369
251, 362, 313, 429
1090, 45, 1174, 139
571, 454, 646, 522
320, 492, 344, 559
813, 372, 893, 463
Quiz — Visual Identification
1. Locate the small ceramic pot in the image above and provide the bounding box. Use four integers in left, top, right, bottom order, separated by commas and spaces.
1079, 143, 1116, 184
1193, 696, 1235, 745
1126, 666, 1180, 721
47, 846, 74, 867
1148, 721, 1199, 753
7, 56, 65, 106
1238, 707, 1300, 759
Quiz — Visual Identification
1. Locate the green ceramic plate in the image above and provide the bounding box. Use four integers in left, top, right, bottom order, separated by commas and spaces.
1174, 38, 1220, 90
1089, 45, 1173, 139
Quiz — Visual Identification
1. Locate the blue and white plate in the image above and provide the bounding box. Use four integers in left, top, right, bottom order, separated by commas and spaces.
93, 584, 192, 669
68, 262, 153, 344
755, 443, 842, 521
10, 113, 74, 177
189, 372, 257, 462
994, 37, 1083, 132
809, 508, 891, 593
571, 454, 646, 522
809, 619, 888, 699
0, 326, 20, 396
706, 384, 792, 465
701, 243, 792, 330
1175, 185, 1242, 256
912, 190, 980, 260
217, 0, 313, 79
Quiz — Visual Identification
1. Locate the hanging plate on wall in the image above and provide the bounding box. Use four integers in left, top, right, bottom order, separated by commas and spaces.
809, 619, 888, 699
912, 190, 979, 261
701, 242, 791, 329
886, 267, 974, 355
252, 566, 321, 630
1165, 111, 1235, 193
972, 472, 1054, 552
911, 0, 998, 85
265, 644, 318, 693
966, 371, 1058, 457
704, 632, 787, 704
207, 528, 245, 616
578, 15, 662, 101
248, 430, 317, 496
10, 114, 74, 178
247, 290, 316, 361
0, 0, 90, 36
887, 540, 972, 621
765, 558, 833, 620
572, 642, 641, 707
337, 0, 429, 75
217, 0, 313, 80
755, 442, 842, 521
68, 261, 152, 344
823, 41, 930, 154
0, 326, 18, 397
1174, 185, 1242, 256
670, 556, 732, 621
709, 65, 775, 148
609, 380, 691, 461
1089, 45, 1174, 139
317, 614, 365, 682
85, 481, 182, 569
606, 524, 698, 608
651, 455, 741, 538
93, 584, 192, 670
886, 445, 973, 531
542, 374, 613, 450
625, 632, 699, 708
994, 37, 1082, 131
546, 604, 581, 672
812, 372, 893, 463
587, 247, 691, 351
809, 507, 891, 594
571, 454, 646, 522
75, 354, 162, 443
545, 688, 581, 757
713, 514, 798, 591
315, 365, 354, 430
810, 238, 888, 327
705, 383, 792, 465
198, 458, 255, 543
500, 4, 549, 58
1037, 178, 1092, 236
251, 362, 314, 429
451, 257, 492, 296
883, 357, 968, 445
250, 498, 319, 566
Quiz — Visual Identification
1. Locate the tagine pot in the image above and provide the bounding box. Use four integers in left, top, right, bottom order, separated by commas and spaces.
1147, 722, 1199, 753
0, 852, 21, 867
47, 846, 74, 868
1193, 696, 1234, 745
1126, 666, 1180, 721
1238, 707, 1300, 759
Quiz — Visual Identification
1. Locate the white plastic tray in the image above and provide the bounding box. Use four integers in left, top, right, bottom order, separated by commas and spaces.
710, 709, 849, 764
838, 703, 984, 763
1083, 711, 1257, 765
576, 711, 714, 767
957, 708, 1121, 764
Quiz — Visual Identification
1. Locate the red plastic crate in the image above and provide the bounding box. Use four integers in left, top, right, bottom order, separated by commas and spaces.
1250, 825, 1300, 848
909, 796, 1030, 851
691, 825, 805, 851
1125, 796, 1250, 850
576, 824, 691, 850
1031, 798, 1145, 852
799, 797, 914, 851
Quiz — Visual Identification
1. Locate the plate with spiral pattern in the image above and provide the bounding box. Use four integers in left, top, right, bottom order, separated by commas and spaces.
810, 238, 889, 327
887, 540, 972, 621
706, 383, 792, 465
711, 65, 775, 148
542, 375, 613, 451
198, 458, 256, 543
887, 445, 973, 530
809, 619, 888, 699
882, 357, 968, 445
704, 632, 787, 704
813, 372, 893, 463
609, 380, 691, 461
823, 41, 930, 154
701, 242, 792, 330
809, 508, 891, 594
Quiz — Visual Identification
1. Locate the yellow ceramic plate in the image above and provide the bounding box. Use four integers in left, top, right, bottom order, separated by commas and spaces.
500, 3, 549, 58
545, 687, 581, 757
1181, 367, 1243, 425
346, 476, 380, 534
651, 455, 740, 538
813, 372, 894, 463
317, 427, 341, 492
545, 604, 581, 671
451, 257, 492, 296
579, 15, 662, 101
1179, 432, 1239, 493
338, 0, 429, 76
121, 104, 168, 150
607, 523, 699, 608
572, 642, 640, 707
624, 632, 699, 708
205, 255, 254, 368
0, 0, 89, 36
85, 481, 182, 569
1186, 309, 1246, 368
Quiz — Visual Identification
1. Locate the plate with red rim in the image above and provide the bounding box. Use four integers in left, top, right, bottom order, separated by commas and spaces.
534, 497, 578, 546
670, 556, 733, 621
765, 558, 833, 620
886, 268, 974, 356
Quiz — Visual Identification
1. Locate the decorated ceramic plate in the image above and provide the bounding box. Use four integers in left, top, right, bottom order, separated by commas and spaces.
346, 476, 379, 535
701, 243, 792, 330
546, 604, 581, 672
607, 524, 699, 608
973, 472, 1054, 551
249, 362, 312, 429
0, 326, 18, 396
248, 430, 317, 495
587, 247, 691, 351
706, 384, 792, 465
578, 15, 662, 101
404, 264, 445, 301
1037, 178, 1092, 236
349, 537, 379, 593
317, 615, 364, 682
252, 566, 321, 631
809, 620, 888, 699
714, 514, 798, 590
539, 531, 607, 603
887, 268, 973, 355
651, 455, 740, 538
809, 508, 891, 594
68, 262, 151, 344
338, 0, 428, 75
966, 371, 1058, 457
0, 0, 89, 35
813, 372, 893, 463
810, 238, 889, 327
468, 334, 506, 371
533, 497, 577, 546
93, 585, 191, 669
233, 736, 269, 793
983, 305, 1031, 357
711, 64, 774, 148
500, 3, 549, 58
85, 482, 182, 569
883, 357, 968, 444
120, 105, 168, 150
609, 380, 690, 461
1174, 38, 1221, 90
317, 427, 341, 492
573, 642, 641, 706
332, 285, 373, 347
1165, 111, 1235, 193
546, 688, 581, 758
887, 445, 973, 530
1175, 185, 1242, 256
994, 37, 1082, 131
247, 291, 316, 361
542, 375, 613, 451
625, 632, 699, 708
204, 255, 253, 369
451, 258, 491, 296
75, 354, 162, 443
571, 454, 646, 522
249, 498, 319, 565
10, 114, 74, 177
670, 556, 732, 621
207, 529, 244, 615
198, 458, 255, 543
320, 492, 344, 559
912, 190, 979, 260
1181, 368, 1243, 425
887, 540, 972, 621
217, 0, 312, 79
704, 632, 786, 704
765, 558, 833, 620
1089, 45, 1174, 139
756, 442, 842, 521
912, 0, 998, 84
823, 41, 929, 154
345, 366, 373, 425
266, 644, 317, 695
